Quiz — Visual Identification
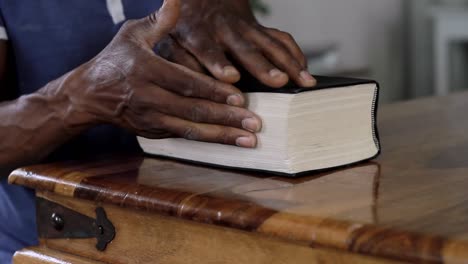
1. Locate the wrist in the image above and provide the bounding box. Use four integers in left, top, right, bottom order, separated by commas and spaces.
37, 70, 99, 135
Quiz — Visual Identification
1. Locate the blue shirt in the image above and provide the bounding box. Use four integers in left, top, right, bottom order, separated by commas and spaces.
0, 1, 162, 262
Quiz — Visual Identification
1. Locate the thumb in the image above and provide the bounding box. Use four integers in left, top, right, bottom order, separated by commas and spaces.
132, 0, 180, 47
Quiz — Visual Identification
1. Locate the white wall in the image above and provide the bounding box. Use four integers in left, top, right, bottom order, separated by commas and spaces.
258, 0, 405, 102
408, 0, 468, 98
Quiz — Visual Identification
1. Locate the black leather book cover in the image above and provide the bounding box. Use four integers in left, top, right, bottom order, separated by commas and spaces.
236, 74, 377, 94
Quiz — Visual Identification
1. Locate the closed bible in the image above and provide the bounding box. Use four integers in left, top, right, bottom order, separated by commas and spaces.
138, 76, 381, 176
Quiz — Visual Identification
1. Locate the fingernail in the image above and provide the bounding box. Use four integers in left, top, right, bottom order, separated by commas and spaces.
227, 94, 244, 106
269, 69, 286, 78
242, 117, 261, 132
223, 66, 239, 77
300, 71, 317, 86
236, 136, 256, 148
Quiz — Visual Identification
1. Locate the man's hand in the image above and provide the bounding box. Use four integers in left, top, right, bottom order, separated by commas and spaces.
157, 0, 316, 88
65, 0, 261, 148
0, 0, 263, 172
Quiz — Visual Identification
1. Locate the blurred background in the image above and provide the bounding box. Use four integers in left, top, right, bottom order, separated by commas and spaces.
252, 0, 468, 103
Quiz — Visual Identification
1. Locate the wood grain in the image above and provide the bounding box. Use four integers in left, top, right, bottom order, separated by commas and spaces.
9, 91, 468, 263
13, 247, 103, 264
38, 191, 405, 264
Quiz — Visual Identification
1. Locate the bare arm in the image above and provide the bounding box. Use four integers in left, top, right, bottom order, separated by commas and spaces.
0, 0, 262, 177
0, 41, 92, 174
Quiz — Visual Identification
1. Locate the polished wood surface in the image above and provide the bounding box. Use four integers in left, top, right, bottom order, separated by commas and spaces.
38, 192, 404, 264
9, 91, 468, 263
13, 247, 103, 264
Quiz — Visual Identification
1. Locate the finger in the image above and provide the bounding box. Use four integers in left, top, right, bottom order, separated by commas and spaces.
122, 113, 178, 140
148, 57, 246, 107
144, 87, 262, 132
177, 32, 240, 83
157, 36, 205, 73
190, 45, 241, 84
221, 28, 289, 88
245, 28, 316, 87
263, 27, 308, 69
125, 101, 258, 147
125, 0, 180, 47
160, 115, 258, 148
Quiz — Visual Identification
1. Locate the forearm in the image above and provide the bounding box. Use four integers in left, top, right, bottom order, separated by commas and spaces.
0, 74, 94, 174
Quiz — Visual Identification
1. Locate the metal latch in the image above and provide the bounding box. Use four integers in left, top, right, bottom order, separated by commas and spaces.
37, 197, 116, 251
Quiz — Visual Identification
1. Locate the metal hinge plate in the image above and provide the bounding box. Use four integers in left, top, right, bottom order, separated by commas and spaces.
37, 197, 116, 251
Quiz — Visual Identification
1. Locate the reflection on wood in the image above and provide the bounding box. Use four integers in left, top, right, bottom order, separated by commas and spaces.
229, 164, 380, 223
13, 247, 104, 264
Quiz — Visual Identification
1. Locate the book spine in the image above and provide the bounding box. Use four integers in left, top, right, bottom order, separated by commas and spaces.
371, 83, 381, 152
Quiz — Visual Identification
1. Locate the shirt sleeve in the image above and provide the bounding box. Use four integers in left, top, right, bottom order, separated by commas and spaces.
0, 9, 8, 40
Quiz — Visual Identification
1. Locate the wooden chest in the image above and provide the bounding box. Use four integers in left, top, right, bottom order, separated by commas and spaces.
9, 92, 468, 263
